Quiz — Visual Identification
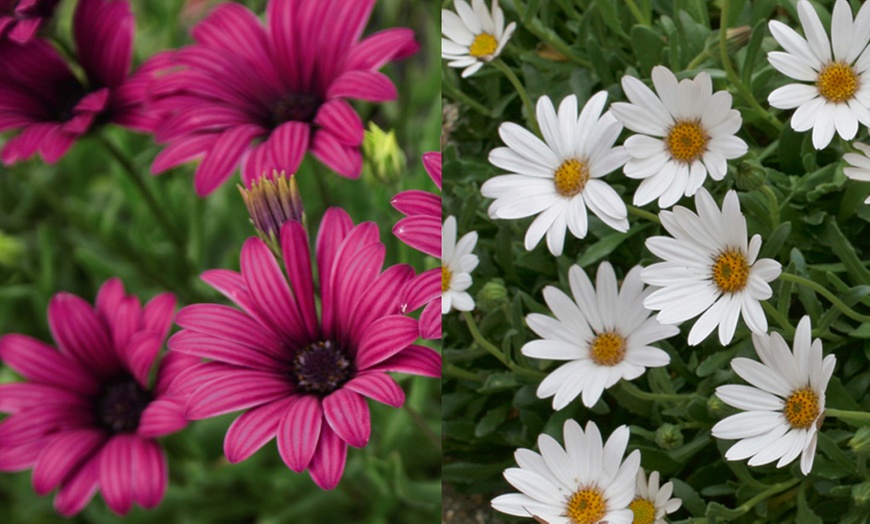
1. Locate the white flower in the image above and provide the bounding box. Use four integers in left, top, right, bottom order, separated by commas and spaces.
442, 215, 478, 313
523, 262, 679, 410
483, 92, 630, 257
843, 142, 870, 203
630, 469, 682, 524
767, 0, 870, 150
712, 316, 836, 475
640, 188, 782, 346
492, 420, 640, 524
442, 0, 516, 78
610, 66, 748, 209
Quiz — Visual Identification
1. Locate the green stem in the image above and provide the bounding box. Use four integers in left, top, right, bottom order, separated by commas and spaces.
778, 272, 870, 323
627, 205, 661, 225
619, 381, 698, 403
512, 1, 592, 68
730, 478, 801, 517
762, 300, 795, 334
461, 311, 544, 379
492, 59, 540, 136
623, 0, 650, 26
686, 48, 712, 70
97, 135, 186, 250
760, 185, 780, 228
442, 78, 493, 117
443, 363, 485, 383
825, 408, 870, 426
718, 0, 783, 133
402, 403, 440, 451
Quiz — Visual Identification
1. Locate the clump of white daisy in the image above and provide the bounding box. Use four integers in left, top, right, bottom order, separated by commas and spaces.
610, 66, 748, 209
492, 420, 640, 524
844, 143, 870, 203
483, 92, 630, 257
767, 0, 870, 150
640, 188, 782, 346
630, 469, 682, 524
712, 316, 836, 475
523, 262, 679, 410
442, 0, 516, 78
442, 215, 479, 313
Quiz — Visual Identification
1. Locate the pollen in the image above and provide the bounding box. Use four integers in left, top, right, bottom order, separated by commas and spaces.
590, 331, 626, 367
817, 62, 859, 103
629, 498, 657, 524
553, 159, 589, 197
712, 249, 749, 293
666, 120, 709, 163
565, 487, 607, 524
442, 266, 452, 293
784, 387, 820, 429
469, 32, 498, 58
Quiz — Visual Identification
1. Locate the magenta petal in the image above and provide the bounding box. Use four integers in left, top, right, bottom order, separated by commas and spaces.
194, 124, 262, 197
199, 269, 277, 330
391, 190, 441, 218
8, 17, 40, 43
38, 127, 78, 164
111, 295, 142, 357
366, 344, 442, 378
95, 278, 125, 329
53, 453, 100, 517
0, 383, 84, 414
316, 209, 357, 337
175, 304, 283, 357
346, 263, 414, 346
323, 389, 370, 448
401, 268, 440, 312
74, 0, 133, 88
165, 361, 237, 398
131, 437, 167, 509
74, 87, 110, 114
137, 399, 187, 438
268, 121, 309, 175
326, 70, 397, 102
143, 292, 176, 342
151, 134, 218, 175
281, 222, 319, 340
313, 99, 363, 146
331, 240, 384, 339
355, 315, 419, 370
393, 215, 441, 258
343, 373, 404, 408
224, 395, 295, 464
0, 334, 100, 394
125, 333, 161, 388
185, 370, 293, 419
422, 152, 442, 190
32, 429, 105, 496
99, 435, 134, 516
154, 352, 201, 397
276, 395, 322, 472
2, 122, 55, 165
0, 405, 90, 446
241, 140, 275, 186
168, 330, 284, 371
48, 292, 118, 377
346, 28, 419, 70
0, 438, 47, 472
311, 130, 363, 178
419, 301, 441, 340
307, 423, 347, 490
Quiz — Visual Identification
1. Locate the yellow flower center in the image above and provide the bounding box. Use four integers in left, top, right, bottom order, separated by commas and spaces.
553, 159, 589, 197
711, 249, 749, 293
666, 120, 709, 163
469, 32, 498, 58
817, 62, 859, 103
784, 387, 820, 429
590, 332, 626, 366
565, 487, 607, 524
630, 498, 657, 524
441, 266, 452, 293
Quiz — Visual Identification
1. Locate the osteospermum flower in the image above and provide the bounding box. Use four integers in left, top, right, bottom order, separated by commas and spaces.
0, 279, 192, 516
712, 316, 836, 475
843, 142, 870, 203
767, 0, 870, 150
523, 262, 679, 410
483, 93, 630, 257
0, 0, 59, 43
610, 66, 748, 209
641, 188, 781, 346
492, 420, 640, 524
441, 215, 478, 314
394, 152, 442, 339
149, 0, 418, 196
630, 469, 682, 524
168, 209, 441, 490
0, 0, 162, 165
442, 0, 516, 78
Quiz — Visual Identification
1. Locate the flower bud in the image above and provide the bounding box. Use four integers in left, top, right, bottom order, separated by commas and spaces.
476, 279, 508, 313
239, 170, 304, 250
0, 231, 23, 268
734, 158, 767, 192
363, 122, 405, 185
852, 482, 870, 507
849, 427, 870, 458
655, 423, 684, 451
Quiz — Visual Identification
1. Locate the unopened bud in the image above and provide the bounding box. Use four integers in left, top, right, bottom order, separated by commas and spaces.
726, 26, 752, 54
363, 122, 405, 185
655, 423, 684, 451
734, 158, 767, 192
852, 482, 870, 507
476, 279, 508, 313
239, 170, 304, 250
849, 427, 870, 458
0, 231, 23, 267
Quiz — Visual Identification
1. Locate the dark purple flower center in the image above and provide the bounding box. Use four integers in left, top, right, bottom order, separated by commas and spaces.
94, 375, 152, 434
269, 92, 321, 127
291, 340, 353, 395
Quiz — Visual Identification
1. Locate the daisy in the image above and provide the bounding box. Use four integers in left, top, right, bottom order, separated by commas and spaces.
394, 152, 442, 339
168, 209, 441, 490
610, 66, 748, 209
630, 469, 682, 524
442, 0, 516, 78
441, 215, 479, 314
711, 316, 836, 475
483, 93, 630, 257
0, 0, 59, 43
491, 420, 640, 524
0, 279, 193, 516
767, 0, 870, 150
640, 188, 781, 346
148, 0, 419, 196
523, 262, 679, 410
843, 142, 870, 203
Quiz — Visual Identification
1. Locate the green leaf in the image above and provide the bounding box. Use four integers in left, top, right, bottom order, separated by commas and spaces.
475, 405, 510, 437
697, 347, 738, 377
631, 25, 665, 74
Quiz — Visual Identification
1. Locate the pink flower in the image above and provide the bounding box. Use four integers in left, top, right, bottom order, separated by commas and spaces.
393, 152, 442, 339
148, 0, 419, 196
0, 0, 60, 43
0, 0, 160, 166
168, 208, 442, 489
0, 279, 193, 516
